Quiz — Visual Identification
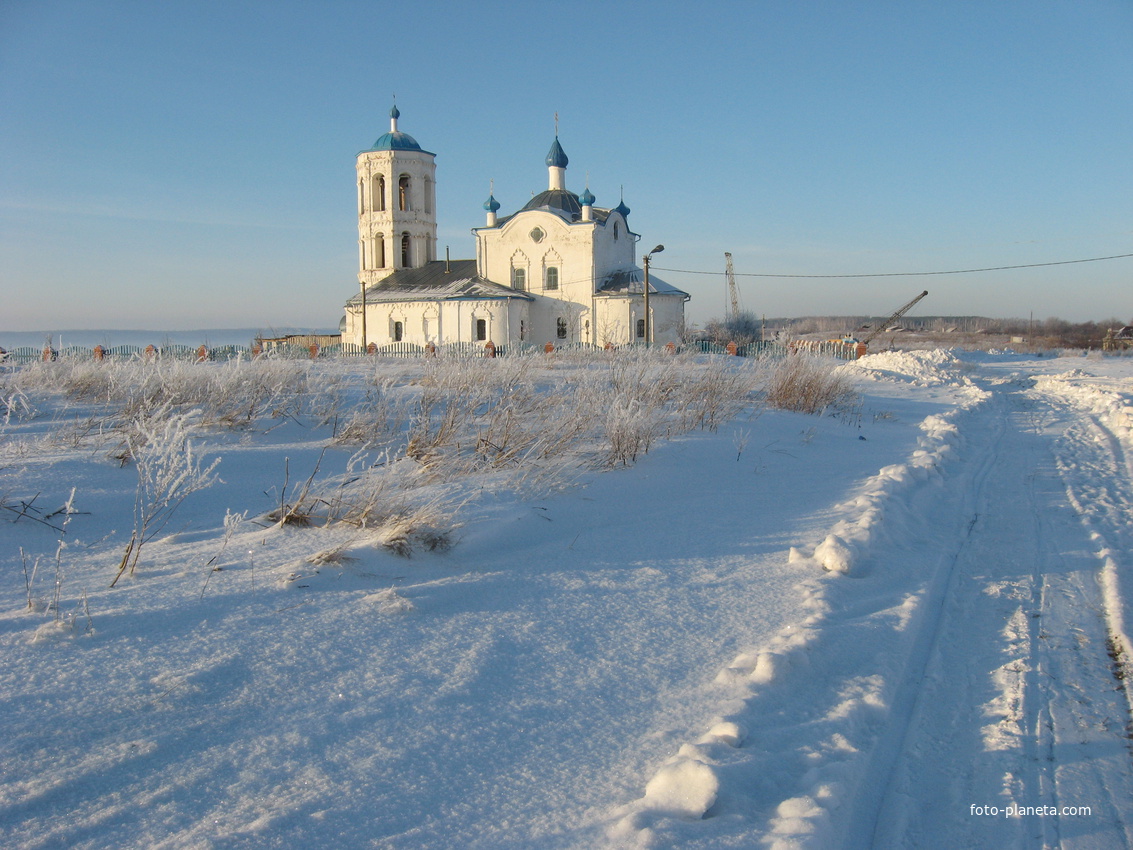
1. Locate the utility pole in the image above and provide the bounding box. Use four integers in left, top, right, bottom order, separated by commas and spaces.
642, 244, 664, 345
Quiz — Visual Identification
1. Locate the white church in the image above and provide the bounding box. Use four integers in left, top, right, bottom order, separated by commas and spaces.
341, 107, 688, 350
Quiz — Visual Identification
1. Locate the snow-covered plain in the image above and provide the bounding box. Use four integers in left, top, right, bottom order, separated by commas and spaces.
1, 348, 1131, 849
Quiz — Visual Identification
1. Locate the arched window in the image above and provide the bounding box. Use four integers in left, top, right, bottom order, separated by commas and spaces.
398, 175, 411, 211
545, 267, 559, 290
372, 175, 386, 212
424, 177, 433, 214
358, 179, 364, 216
512, 268, 526, 291
556, 318, 568, 339
393, 321, 404, 342
613, 222, 620, 240
401, 232, 411, 267
375, 234, 385, 268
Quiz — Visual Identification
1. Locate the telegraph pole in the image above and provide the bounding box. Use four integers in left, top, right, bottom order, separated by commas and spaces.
642, 244, 664, 345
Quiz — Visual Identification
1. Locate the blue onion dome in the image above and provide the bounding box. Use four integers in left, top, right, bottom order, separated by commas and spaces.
579, 187, 595, 206
546, 137, 569, 168
369, 103, 426, 151
484, 194, 501, 213
371, 130, 423, 151
614, 198, 631, 217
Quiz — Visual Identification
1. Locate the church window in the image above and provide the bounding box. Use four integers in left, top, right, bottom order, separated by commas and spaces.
399, 175, 411, 211
475, 319, 487, 341
520, 319, 526, 341
424, 177, 433, 214
375, 234, 385, 267
614, 222, 620, 240
636, 319, 646, 339
358, 179, 364, 216
512, 268, 526, 291
393, 321, 403, 342
372, 175, 386, 212
545, 267, 559, 290
401, 232, 411, 267
557, 318, 568, 339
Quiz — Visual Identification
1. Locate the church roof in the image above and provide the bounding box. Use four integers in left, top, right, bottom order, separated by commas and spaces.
522, 188, 583, 217
488, 193, 617, 227
368, 131, 430, 153
366, 105, 434, 154
595, 267, 690, 298
345, 260, 533, 305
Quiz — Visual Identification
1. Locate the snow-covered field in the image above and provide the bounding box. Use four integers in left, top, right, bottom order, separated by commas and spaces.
1, 348, 1131, 849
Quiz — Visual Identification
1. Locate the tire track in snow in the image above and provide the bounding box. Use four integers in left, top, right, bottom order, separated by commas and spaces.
1046, 415, 1133, 737
842, 376, 1018, 850
1032, 370, 1133, 726
604, 351, 994, 848
601, 354, 1133, 849
854, 373, 1133, 849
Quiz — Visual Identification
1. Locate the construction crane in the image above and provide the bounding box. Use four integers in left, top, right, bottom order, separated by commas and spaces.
724, 252, 741, 320
859, 289, 929, 350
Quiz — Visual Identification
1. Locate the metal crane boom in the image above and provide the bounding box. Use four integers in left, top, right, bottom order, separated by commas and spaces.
860, 290, 929, 347
724, 252, 741, 319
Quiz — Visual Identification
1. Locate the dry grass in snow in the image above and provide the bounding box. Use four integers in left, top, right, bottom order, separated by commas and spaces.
0, 348, 855, 583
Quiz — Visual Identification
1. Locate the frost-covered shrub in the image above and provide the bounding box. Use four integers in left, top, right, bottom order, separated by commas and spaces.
332, 380, 411, 447
604, 397, 660, 465
112, 408, 221, 585
12, 356, 312, 430
764, 354, 857, 415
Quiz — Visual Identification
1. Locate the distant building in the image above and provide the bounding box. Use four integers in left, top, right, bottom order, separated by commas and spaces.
341, 107, 688, 349
1103, 326, 1133, 351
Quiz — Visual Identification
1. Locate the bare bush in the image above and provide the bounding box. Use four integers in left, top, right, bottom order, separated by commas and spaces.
12, 356, 313, 433
111, 409, 221, 586
764, 354, 857, 415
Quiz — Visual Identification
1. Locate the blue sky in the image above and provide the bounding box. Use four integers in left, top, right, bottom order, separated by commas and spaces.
2, 0, 1131, 331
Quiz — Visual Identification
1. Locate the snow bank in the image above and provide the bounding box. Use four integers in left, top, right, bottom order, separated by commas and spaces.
1033, 369, 1133, 448
609, 352, 992, 845
807, 409, 968, 576
1031, 368, 1133, 709
847, 348, 973, 387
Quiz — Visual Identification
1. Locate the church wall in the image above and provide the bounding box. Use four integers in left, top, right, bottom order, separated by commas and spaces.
343, 298, 528, 349
589, 212, 635, 276
593, 294, 685, 347
649, 295, 686, 345
594, 299, 631, 347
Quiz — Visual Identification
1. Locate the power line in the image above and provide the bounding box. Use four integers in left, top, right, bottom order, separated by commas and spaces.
651, 251, 1133, 280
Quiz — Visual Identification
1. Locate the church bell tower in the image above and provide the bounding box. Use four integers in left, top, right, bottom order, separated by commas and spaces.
355, 106, 437, 290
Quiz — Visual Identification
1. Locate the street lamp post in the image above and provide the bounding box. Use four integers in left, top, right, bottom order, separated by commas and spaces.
642, 244, 664, 346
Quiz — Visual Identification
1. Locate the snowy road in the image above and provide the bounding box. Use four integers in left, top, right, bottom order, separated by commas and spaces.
608, 353, 1133, 849
851, 369, 1133, 850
